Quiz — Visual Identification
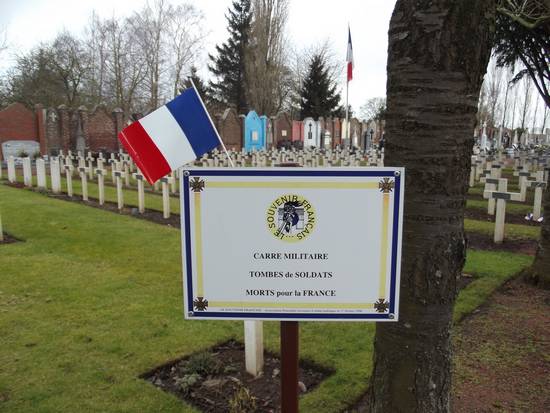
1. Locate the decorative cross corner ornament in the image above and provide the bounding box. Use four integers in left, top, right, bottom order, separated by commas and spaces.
379, 178, 395, 193
190, 177, 205, 192
374, 298, 389, 313
193, 297, 208, 311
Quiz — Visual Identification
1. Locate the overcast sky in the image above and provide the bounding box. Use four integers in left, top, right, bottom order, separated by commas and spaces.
1, 0, 395, 110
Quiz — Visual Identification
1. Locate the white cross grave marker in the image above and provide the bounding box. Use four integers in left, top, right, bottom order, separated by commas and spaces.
114, 170, 124, 210
527, 171, 546, 221
133, 171, 146, 213
159, 176, 174, 219
79, 166, 89, 201
483, 178, 522, 243
95, 168, 106, 205
64, 164, 74, 197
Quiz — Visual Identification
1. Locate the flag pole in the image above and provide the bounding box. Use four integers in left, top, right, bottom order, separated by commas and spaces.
189, 79, 235, 167
345, 79, 350, 149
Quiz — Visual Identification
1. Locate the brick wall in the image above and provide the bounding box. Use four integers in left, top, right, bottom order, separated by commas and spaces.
87, 106, 119, 152
1, 101, 368, 158
0, 103, 39, 160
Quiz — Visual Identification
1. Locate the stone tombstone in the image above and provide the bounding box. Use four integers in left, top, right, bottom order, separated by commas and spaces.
275, 112, 292, 148
291, 121, 303, 143
217, 108, 242, 152
7, 156, 16, 182
50, 158, 61, 193
264, 116, 273, 150
36, 158, 47, 189
244, 111, 265, 152
302, 117, 319, 148
324, 131, 332, 149
333, 118, 341, 148
22, 157, 32, 187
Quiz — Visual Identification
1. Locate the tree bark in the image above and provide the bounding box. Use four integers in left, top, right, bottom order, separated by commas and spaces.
367, 1, 495, 412
524, 184, 550, 288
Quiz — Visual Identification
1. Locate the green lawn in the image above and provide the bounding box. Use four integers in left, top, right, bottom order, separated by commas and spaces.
464, 218, 540, 240
0, 185, 533, 412
466, 198, 536, 215
9, 173, 181, 215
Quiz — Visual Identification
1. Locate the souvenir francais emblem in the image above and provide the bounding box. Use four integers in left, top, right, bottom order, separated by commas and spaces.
266, 194, 316, 243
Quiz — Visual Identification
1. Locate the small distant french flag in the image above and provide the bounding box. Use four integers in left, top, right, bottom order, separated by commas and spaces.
118, 87, 220, 184
346, 26, 354, 82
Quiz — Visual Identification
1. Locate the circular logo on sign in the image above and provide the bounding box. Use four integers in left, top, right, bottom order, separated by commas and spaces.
266, 194, 316, 243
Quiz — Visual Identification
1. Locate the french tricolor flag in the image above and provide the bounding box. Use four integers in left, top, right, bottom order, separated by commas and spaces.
118, 87, 221, 184
346, 26, 354, 82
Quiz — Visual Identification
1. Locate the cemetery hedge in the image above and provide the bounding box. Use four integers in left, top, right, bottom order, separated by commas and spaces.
0, 185, 534, 412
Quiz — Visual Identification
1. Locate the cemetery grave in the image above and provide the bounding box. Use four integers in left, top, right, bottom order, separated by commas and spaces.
0, 144, 546, 411
1, 148, 545, 253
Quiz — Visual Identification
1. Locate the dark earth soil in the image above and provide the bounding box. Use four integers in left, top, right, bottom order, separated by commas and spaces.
466, 232, 537, 256
0, 232, 21, 245
452, 276, 550, 412
346, 276, 550, 412
142, 340, 332, 413
465, 206, 542, 226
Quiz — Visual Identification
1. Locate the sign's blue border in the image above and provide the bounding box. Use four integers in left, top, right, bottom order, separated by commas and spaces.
182, 169, 402, 321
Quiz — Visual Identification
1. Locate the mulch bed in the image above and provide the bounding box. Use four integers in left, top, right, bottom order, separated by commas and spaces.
466, 232, 537, 256
465, 207, 542, 226
452, 276, 550, 412
141, 340, 332, 412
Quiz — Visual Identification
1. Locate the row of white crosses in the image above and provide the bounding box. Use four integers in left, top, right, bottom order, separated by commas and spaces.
478, 156, 548, 243
3, 151, 179, 220
191, 146, 382, 169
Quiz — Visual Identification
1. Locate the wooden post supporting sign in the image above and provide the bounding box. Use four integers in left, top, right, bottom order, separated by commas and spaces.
281, 321, 299, 413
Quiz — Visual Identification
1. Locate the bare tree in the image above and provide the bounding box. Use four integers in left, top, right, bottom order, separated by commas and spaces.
497, 0, 550, 28
484, 58, 505, 128
131, 0, 172, 109
359, 97, 386, 122
83, 12, 108, 106
49, 31, 90, 106
494, 0, 550, 106
166, 4, 207, 98
102, 17, 147, 113
246, 0, 290, 115
0, 26, 7, 55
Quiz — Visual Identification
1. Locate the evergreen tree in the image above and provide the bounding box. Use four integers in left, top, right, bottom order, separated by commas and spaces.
299, 53, 341, 119
208, 0, 251, 113
184, 66, 209, 100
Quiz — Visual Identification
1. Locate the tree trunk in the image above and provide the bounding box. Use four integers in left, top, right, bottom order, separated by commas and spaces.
524, 185, 550, 288
367, 1, 495, 411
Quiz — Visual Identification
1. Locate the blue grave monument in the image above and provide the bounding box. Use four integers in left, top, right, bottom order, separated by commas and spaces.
244, 111, 266, 152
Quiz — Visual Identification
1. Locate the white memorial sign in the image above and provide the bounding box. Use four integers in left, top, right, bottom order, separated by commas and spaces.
181, 168, 404, 321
